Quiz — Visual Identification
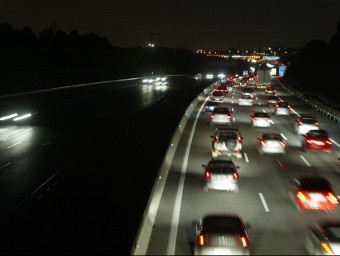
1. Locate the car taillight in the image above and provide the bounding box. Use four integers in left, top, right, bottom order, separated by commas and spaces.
210, 114, 215, 119
315, 122, 319, 126
297, 121, 303, 125
204, 170, 211, 180
197, 234, 205, 246
321, 242, 334, 254
228, 114, 231, 119
240, 236, 248, 248
327, 192, 338, 204
238, 136, 243, 142
297, 191, 308, 201
280, 141, 286, 147
214, 136, 218, 141
260, 140, 266, 145
233, 172, 239, 180
252, 118, 256, 122
326, 140, 332, 145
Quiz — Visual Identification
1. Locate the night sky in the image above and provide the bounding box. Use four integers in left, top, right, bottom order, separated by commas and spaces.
1, 0, 340, 50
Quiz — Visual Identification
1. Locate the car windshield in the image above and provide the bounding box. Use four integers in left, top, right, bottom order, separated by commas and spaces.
202, 216, 244, 234
299, 178, 331, 191
254, 113, 269, 118
263, 134, 282, 140
308, 130, 328, 138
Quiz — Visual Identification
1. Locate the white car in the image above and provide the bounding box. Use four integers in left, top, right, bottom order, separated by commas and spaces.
238, 95, 253, 106
210, 106, 233, 126
211, 128, 243, 159
250, 112, 272, 128
294, 115, 319, 134
257, 133, 287, 155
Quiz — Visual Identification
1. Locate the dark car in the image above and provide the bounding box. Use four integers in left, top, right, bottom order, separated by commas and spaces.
288, 174, 338, 211
194, 214, 250, 255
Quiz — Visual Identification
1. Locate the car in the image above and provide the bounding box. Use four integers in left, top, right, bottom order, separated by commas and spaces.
210, 106, 233, 126
288, 174, 338, 211
241, 87, 255, 98
265, 85, 276, 95
250, 112, 272, 128
205, 101, 220, 114
274, 101, 290, 116
267, 95, 281, 106
305, 219, 340, 255
211, 127, 243, 159
193, 214, 250, 255
294, 115, 320, 135
226, 80, 234, 92
210, 90, 224, 102
215, 85, 229, 96
257, 133, 287, 155
301, 129, 332, 152
238, 95, 253, 106
239, 79, 247, 87
202, 158, 240, 193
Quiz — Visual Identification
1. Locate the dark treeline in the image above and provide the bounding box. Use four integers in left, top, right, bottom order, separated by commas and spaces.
0, 22, 236, 95
280, 22, 340, 109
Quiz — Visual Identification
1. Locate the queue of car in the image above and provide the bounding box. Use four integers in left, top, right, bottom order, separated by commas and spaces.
193, 78, 338, 255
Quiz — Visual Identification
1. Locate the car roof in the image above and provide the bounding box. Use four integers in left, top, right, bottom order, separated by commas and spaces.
253, 112, 269, 117
202, 215, 245, 234
296, 175, 331, 190
314, 221, 340, 242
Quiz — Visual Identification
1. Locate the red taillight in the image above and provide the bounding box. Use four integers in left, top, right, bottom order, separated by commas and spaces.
228, 114, 231, 119
326, 140, 332, 145
240, 236, 248, 248
238, 136, 243, 142
252, 118, 256, 122
214, 136, 218, 141
297, 121, 303, 125
210, 114, 215, 119
260, 140, 266, 145
198, 234, 205, 246
233, 172, 239, 180
204, 170, 211, 180
315, 122, 320, 126
321, 242, 334, 254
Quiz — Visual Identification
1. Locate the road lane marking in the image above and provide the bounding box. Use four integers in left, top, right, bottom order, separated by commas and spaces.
280, 133, 287, 141
244, 153, 249, 162
276, 159, 284, 171
7, 141, 22, 148
330, 138, 340, 148
0, 162, 12, 170
300, 156, 311, 166
167, 98, 205, 255
259, 193, 270, 212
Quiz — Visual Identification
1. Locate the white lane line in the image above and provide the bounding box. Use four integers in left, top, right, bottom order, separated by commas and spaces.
330, 138, 340, 148
167, 98, 204, 255
7, 141, 22, 148
0, 162, 12, 170
244, 153, 249, 162
300, 156, 311, 166
259, 193, 270, 212
280, 133, 287, 141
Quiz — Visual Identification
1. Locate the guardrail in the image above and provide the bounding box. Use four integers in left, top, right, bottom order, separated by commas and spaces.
277, 79, 340, 124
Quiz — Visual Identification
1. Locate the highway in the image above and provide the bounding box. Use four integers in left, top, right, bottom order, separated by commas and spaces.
138, 79, 340, 255
0, 76, 207, 254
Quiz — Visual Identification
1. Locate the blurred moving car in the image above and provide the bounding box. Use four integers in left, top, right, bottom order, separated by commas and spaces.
250, 112, 272, 128
205, 101, 220, 114
274, 101, 291, 116
265, 85, 276, 95
210, 107, 233, 126
193, 214, 250, 255
294, 115, 319, 135
215, 85, 229, 96
301, 129, 332, 153
202, 158, 240, 193
210, 90, 224, 102
267, 96, 281, 106
257, 133, 287, 155
211, 128, 243, 159
241, 87, 255, 98
305, 219, 340, 255
238, 95, 253, 106
288, 174, 338, 211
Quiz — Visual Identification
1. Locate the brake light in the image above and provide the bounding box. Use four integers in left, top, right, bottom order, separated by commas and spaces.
326, 140, 332, 145
327, 193, 338, 204
260, 140, 266, 145
228, 114, 231, 119
315, 122, 319, 126
198, 234, 205, 246
280, 141, 286, 147
214, 136, 218, 141
240, 236, 248, 248
210, 114, 215, 119
297, 121, 303, 125
321, 242, 334, 254
252, 118, 256, 122
297, 191, 308, 201
204, 170, 211, 180
233, 172, 239, 180
238, 136, 243, 142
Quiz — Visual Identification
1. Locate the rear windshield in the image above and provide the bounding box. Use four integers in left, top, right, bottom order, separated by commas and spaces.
263, 134, 282, 140
278, 102, 289, 107
208, 161, 234, 174
213, 108, 230, 114
218, 132, 238, 141
307, 130, 328, 138
254, 113, 269, 118
203, 216, 244, 234
301, 119, 317, 124
300, 178, 331, 191
213, 91, 223, 96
